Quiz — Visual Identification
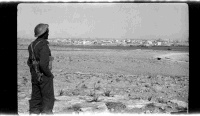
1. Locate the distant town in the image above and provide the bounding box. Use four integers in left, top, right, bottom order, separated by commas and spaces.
48, 38, 189, 47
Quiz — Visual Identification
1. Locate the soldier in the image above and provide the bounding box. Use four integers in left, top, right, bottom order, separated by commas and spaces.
27, 23, 55, 114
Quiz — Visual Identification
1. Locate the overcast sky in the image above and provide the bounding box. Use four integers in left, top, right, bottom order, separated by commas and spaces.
17, 3, 188, 41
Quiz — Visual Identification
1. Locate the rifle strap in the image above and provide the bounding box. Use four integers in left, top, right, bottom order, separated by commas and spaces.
31, 40, 42, 60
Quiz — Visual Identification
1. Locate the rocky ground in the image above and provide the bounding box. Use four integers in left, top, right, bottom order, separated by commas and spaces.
18, 43, 189, 114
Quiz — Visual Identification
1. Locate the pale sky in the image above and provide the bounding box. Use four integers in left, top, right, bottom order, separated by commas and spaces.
17, 3, 188, 41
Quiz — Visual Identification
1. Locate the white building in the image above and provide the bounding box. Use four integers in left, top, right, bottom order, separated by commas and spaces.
157, 42, 162, 46
147, 41, 153, 45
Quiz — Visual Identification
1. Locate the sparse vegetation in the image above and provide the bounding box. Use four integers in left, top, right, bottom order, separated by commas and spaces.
18, 43, 188, 114
58, 89, 64, 96
104, 89, 111, 97
66, 104, 82, 113
88, 90, 95, 97
88, 94, 99, 102
87, 83, 101, 102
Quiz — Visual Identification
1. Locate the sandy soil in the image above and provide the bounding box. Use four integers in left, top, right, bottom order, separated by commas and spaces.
18, 44, 189, 114
155, 53, 189, 63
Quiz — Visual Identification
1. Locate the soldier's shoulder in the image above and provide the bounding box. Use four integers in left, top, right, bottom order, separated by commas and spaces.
41, 39, 49, 44
40, 40, 49, 46
38, 40, 50, 51
34, 39, 47, 47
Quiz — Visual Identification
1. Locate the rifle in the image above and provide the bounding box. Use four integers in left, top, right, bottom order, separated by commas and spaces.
31, 41, 43, 82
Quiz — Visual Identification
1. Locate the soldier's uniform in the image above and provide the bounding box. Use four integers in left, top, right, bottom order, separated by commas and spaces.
27, 24, 55, 114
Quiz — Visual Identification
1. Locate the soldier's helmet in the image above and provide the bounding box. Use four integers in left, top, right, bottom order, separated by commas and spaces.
34, 23, 49, 37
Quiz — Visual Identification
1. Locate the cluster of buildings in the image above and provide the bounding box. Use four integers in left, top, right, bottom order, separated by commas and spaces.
48, 38, 189, 47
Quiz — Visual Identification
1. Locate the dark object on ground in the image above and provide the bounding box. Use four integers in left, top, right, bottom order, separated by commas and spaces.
157, 58, 161, 60
168, 48, 172, 50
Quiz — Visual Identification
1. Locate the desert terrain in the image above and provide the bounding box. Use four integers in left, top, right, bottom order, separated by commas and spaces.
18, 40, 189, 114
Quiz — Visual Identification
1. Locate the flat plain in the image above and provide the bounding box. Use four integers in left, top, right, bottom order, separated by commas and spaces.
18, 40, 189, 114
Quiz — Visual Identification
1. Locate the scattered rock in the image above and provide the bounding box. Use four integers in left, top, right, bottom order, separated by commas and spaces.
18, 48, 189, 114
63, 104, 82, 113
105, 102, 126, 112
95, 103, 109, 112
169, 99, 187, 108
81, 84, 87, 89
71, 89, 81, 96
156, 98, 168, 104
144, 103, 156, 110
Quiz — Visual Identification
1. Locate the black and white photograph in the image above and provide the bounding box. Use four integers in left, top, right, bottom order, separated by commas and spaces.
17, 3, 189, 114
